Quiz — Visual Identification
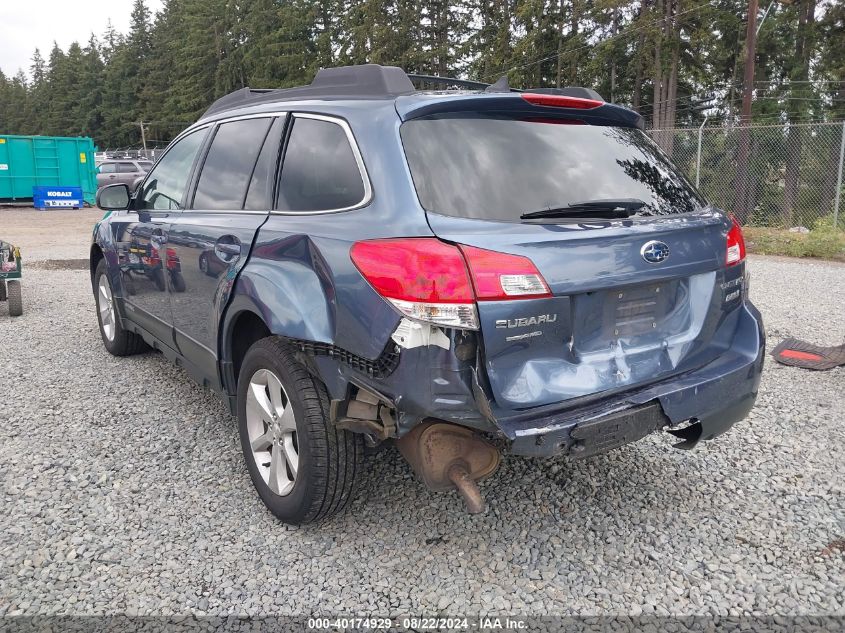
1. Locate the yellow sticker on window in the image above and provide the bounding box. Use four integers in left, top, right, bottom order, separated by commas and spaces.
80, 153, 87, 163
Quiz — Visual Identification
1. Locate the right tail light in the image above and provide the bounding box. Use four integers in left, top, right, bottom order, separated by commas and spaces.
726, 216, 746, 266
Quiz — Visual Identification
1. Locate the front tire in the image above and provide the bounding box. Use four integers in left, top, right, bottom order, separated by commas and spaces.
237, 337, 363, 525
94, 259, 147, 356
151, 267, 166, 292
170, 270, 186, 292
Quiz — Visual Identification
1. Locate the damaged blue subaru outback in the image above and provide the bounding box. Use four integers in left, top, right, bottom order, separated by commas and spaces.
91, 65, 765, 524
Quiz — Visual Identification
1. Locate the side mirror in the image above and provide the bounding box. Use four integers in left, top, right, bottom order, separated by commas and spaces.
97, 183, 131, 211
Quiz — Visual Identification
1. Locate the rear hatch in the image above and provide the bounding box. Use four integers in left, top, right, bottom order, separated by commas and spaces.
399, 96, 741, 410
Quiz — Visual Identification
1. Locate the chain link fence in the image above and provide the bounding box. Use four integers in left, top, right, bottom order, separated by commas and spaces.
649, 122, 845, 229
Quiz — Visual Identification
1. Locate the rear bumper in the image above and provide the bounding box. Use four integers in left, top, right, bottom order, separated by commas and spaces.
504, 301, 765, 457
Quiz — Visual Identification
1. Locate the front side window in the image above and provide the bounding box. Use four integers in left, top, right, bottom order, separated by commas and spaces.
118, 162, 137, 173
138, 129, 207, 211
277, 117, 366, 212
400, 115, 706, 221
193, 117, 273, 210
138, 161, 153, 172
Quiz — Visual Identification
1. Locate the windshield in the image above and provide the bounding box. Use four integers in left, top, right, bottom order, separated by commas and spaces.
400, 115, 706, 221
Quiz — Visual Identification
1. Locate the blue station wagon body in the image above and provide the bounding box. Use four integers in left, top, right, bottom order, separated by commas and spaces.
90, 65, 764, 521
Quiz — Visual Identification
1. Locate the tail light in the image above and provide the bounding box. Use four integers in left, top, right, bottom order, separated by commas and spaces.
459, 245, 550, 300
350, 238, 551, 330
726, 216, 746, 266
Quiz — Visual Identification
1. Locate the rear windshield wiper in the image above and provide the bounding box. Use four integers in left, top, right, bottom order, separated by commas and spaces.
520, 198, 649, 220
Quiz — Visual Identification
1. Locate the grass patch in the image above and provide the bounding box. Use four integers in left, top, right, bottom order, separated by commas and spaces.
744, 221, 845, 262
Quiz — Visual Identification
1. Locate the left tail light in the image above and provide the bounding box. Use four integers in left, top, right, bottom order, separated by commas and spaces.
726, 216, 746, 266
350, 238, 551, 330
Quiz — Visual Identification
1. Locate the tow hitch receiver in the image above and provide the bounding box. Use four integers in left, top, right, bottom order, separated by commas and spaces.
397, 421, 501, 514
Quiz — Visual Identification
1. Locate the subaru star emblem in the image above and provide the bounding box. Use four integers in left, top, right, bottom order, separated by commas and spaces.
641, 240, 670, 264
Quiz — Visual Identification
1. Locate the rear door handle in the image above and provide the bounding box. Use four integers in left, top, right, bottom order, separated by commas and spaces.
215, 237, 241, 261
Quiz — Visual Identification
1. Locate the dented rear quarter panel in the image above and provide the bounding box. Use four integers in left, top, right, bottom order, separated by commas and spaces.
220, 102, 433, 390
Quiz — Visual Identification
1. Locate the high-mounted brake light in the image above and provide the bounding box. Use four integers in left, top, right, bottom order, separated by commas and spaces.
520, 93, 603, 110
350, 238, 551, 329
726, 216, 746, 266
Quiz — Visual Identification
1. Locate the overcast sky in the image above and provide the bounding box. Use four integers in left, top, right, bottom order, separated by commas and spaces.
0, 0, 164, 78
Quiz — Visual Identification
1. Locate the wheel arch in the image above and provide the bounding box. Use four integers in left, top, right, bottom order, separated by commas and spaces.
219, 267, 337, 392
90, 243, 104, 286
224, 307, 273, 389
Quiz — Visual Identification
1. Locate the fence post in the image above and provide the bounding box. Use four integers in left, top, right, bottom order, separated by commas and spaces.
834, 120, 845, 230
695, 116, 708, 188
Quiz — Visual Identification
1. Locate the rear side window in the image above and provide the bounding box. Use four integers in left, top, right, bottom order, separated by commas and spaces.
193, 117, 273, 210
99, 163, 116, 173
138, 128, 207, 211
277, 117, 366, 212
118, 162, 137, 173
400, 115, 705, 221
244, 117, 285, 210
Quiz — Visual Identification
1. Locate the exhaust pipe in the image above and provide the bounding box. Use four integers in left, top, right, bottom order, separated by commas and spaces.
397, 421, 501, 514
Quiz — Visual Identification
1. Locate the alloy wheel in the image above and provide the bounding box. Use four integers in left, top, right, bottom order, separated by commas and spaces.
245, 368, 299, 496
97, 275, 116, 341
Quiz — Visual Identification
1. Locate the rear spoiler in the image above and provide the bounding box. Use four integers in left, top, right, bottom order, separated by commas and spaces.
395, 92, 644, 129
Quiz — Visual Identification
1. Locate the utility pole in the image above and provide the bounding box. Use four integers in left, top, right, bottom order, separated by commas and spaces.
610, 6, 619, 103
135, 121, 148, 153
735, 0, 758, 224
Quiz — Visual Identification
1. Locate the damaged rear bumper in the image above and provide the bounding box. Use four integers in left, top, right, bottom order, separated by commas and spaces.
502, 301, 765, 457
318, 301, 764, 460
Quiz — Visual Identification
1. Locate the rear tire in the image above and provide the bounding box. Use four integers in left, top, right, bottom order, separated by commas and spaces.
0, 282, 6, 302
7, 281, 22, 316
237, 336, 363, 525
94, 259, 147, 356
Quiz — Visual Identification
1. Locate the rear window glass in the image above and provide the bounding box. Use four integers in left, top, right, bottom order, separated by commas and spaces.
400, 115, 705, 221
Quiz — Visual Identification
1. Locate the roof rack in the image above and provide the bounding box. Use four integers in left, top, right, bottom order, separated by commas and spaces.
202, 65, 416, 118
201, 64, 604, 119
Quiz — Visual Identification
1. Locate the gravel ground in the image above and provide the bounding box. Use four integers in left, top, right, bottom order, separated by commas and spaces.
0, 210, 842, 617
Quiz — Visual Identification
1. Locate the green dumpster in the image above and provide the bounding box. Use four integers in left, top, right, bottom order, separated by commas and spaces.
0, 135, 98, 205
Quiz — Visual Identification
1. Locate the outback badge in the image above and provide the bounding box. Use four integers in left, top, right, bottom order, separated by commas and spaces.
641, 240, 670, 264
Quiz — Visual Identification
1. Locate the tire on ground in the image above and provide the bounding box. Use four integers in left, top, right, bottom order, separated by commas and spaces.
237, 336, 363, 525
94, 258, 147, 356
7, 280, 22, 316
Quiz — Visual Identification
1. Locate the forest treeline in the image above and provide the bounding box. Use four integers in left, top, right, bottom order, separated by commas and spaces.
0, 0, 842, 148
